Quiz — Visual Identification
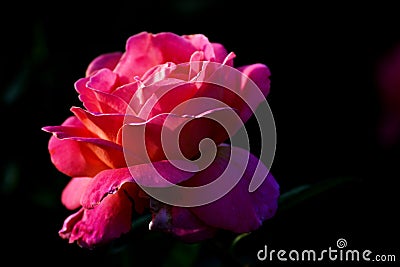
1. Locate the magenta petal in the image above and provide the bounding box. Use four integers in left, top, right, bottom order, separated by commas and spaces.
237, 63, 271, 98
211, 43, 232, 64
59, 188, 134, 249
80, 165, 195, 209
112, 81, 141, 107
75, 77, 101, 112
187, 145, 279, 233
184, 61, 269, 125
61, 177, 92, 210
149, 199, 216, 243
91, 89, 132, 114
86, 68, 118, 93
137, 82, 198, 119
183, 34, 215, 61
141, 62, 177, 85
59, 208, 84, 240
114, 32, 197, 83
75, 77, 131, 114
85, 51, 122, 77
114, 32, 162, 83
236, 63, 271, 122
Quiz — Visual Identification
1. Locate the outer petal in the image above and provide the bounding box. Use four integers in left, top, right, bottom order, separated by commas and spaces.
68, 137, 125, 169
80, 165, 195, 211
71, 106, 143, 144
75, 77, 131, 114
114, 32, 198, 83
86, 68, 119, 93
211, 43, 233, 65
85, 51, 123, 77
186, 145, 279, 233
193, 63, 271, 124
46, 136, 109, 177
237, 64, 271, 102
236, 63, 271, 122
59, 208, 84, 240
42, 116, 109, 177
149, 199, 216, 243
74, 77, 99, 112
61, 177, 92, 210
44, 121, 125, 170
59, 185, 134, 249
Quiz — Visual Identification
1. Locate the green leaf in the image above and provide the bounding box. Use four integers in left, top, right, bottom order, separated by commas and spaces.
230, 232, 251, 250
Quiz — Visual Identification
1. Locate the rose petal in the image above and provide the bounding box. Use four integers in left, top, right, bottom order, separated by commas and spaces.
59, 185, 134, 249
183, 34, 215, 61
112, 80, 141, 107
71, 106, 143, 144
42, 116, 94, 138
140, 62, 177, 85
134, 59, 268, 125
237, 63, 271, 102
236, 63, 271, 122
86, 68, 119, 93
114, 32, 198, 83
149, 199, 216, 243
186, 145, 279, 233
75, 77, 131, 114
86, 51, 123, 77
42, 117, 109, 177
211, 43, 233, 65
75, 77, 100, 112
80, 165, 195, 210
190, 62, 270, 123
61, 177, 92, 210
44, 121, 125, 170
68, 137, 125, 169
46, 136, 109, 177
59, 208, 84, 240
122, 109, 236, 165
137, 82, 198, 119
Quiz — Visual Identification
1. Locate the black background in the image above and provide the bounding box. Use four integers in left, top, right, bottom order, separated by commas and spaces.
1, 1, 399, 266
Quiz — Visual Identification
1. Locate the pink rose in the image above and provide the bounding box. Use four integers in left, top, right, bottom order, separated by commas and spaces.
42, 31, 279, 248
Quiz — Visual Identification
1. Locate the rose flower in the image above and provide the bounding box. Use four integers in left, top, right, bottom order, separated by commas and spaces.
43, 31, 279, 249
